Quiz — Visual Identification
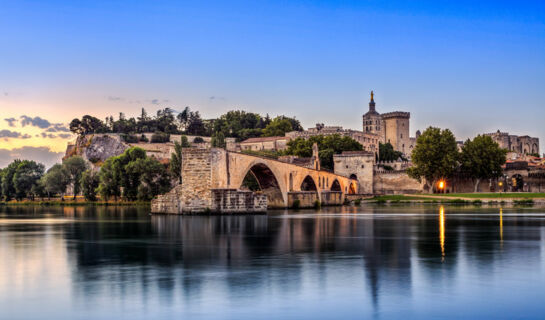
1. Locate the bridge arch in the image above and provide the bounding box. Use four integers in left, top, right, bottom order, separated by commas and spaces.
238, 161, 287, 208
301, 175, 318, 192
331, 179, 342, 192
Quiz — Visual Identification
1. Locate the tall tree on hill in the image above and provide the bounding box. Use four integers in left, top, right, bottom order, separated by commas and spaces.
460, 135, 507, 192
407, 127, 459, 192
1, 160, 21, 201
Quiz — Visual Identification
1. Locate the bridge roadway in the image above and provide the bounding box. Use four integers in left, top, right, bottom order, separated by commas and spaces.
152, 148, 358, 213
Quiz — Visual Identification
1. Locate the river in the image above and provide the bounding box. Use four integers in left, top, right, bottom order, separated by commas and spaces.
1, 205, 544, 319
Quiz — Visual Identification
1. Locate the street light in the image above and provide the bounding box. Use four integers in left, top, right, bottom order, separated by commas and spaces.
437, 180, 446, 193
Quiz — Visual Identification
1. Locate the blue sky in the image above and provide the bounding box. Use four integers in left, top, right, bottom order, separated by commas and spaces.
0, 0, 544, 165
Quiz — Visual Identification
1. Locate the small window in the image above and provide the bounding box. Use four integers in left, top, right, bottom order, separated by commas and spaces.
361, 165, 364, 168
401, 134, 403, 138
346, 165, 349, 168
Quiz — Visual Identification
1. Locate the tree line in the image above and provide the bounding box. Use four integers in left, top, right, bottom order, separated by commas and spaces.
408, 127, 507, 192
0, 147, 171, 202
69, 107, 303, 142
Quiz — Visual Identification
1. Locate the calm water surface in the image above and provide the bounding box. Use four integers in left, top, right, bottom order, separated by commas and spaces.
1, 205, 544, 319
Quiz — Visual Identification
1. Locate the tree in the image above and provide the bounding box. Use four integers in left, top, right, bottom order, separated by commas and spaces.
211, 132, 226, 148
97, 157, 121, 201
284, 134, 363, 170
13, 160, 45, 200
170, 140, 183, 184
41, 164, 70, 200
1, 160, 21, 201
407, 127, 459, 192
126, 157, 171, 200
379, 142, 405, 162
63, 156, 88, 200
460, 135, 507, 192
262, 117, 294, 137
181, 135, 191, 147
81, 170, 100, 201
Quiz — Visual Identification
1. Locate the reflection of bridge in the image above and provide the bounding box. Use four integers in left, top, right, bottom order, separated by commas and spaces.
152, 148, 358, 213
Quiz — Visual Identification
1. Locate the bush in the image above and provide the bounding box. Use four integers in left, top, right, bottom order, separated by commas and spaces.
139, 134, 149, 142
292, 199, 300, 209
472, 199, 483, 205
354, 198, 362, 206
313, 200, 321, 209
151, 132, 170, 143
514, 199, 534, 206
376, 199, 387, 204
121, 134, 138, 143
193, 136, 205, 143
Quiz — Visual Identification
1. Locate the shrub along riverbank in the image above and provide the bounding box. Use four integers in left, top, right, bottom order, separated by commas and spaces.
0, 199, 150, 206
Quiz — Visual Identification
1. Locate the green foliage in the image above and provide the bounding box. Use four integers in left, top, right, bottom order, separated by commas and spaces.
193, 136, 204, 144
170, 140, 183, 184
180, 135, 191, 147
241, 149, 280, 159
139, 134, 149, 142
284, 134, 363, 170
379, 142, 405, 162
63, 156, 88, 199
241, 172, 260, 191
292, 199, 300, 209
263, 116, 298, 137
313, 200, 321, 209
407, 127, 459, 191
354, 198, 362, 206
97, 147, 171, 201
1, 160, 22, 201
211, 132, 226, 148
41, 164, 70, 199
212, 110, 268, 141
121, 133, 139, 143
81, 170, 100, 201
460, 135, 507, 192
151, 132, 170, 143
12, 160, 45, 200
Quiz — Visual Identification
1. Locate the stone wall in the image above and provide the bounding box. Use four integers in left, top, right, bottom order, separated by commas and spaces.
320, 191, 343, 206
151, 185, 182, 214
288, 192, 318, 208
211, 189, 267, 213
333, 152, 375, 194
373, 171, 423, 194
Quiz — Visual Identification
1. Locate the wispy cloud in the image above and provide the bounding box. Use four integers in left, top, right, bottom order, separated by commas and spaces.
41, 133, 57, 139
108, 96, 124, 101
0, 146, 63, 168
20, 115, 51, 129
0, 129, 32, 139
4, 118, 17, 127
57, 133, 72, 139
45, 123, 70, 133
209, 96, 225, 101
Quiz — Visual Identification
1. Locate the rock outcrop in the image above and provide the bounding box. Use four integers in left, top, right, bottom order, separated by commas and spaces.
64, 134, 129, 165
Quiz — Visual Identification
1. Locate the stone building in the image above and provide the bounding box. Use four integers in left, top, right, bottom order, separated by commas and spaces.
484, 130, 539, 155
333, 151, 375, 194
362, 91, 415, 155
239, 136, 289, 152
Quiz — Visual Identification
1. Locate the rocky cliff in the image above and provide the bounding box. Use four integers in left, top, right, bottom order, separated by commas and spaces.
64, 134, 129, 165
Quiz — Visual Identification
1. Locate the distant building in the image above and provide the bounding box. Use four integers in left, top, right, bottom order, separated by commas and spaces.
484, 130, 539, 155
239, 136, 289, 152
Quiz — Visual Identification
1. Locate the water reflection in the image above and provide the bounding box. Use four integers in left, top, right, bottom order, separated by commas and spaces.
0, 205, 545, 319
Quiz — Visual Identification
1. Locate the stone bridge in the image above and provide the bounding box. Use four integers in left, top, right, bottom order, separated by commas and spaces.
152, 148, 358, 214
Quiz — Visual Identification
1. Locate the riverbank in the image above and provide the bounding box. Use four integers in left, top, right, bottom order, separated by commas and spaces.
0, 200, 151, 206
365, 193, 545, 205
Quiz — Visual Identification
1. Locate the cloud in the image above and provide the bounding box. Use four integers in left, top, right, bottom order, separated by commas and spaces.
0, 129, 31, 139
41, 133, 57, 139
3, 92, 7, 96
57, 133, 72, 139
4, 118, 17, 127
45, 123, 70, 132
20, 115, 51, 128
108, 96, 123, 101
149, 98, 170, 105
209, 96, 225, 101
0, 146, 64, 169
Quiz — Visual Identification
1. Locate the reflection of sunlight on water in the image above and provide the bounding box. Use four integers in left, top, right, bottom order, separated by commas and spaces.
439, 206, 445, 262
500, 208, 503, 249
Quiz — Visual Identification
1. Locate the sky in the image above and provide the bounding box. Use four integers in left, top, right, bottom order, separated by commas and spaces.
1, 0, 544, 168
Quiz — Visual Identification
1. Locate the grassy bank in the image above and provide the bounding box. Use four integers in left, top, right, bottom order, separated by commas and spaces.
364, 194, 538, 205
426, 193, 545, 199
0, 200, 151, 206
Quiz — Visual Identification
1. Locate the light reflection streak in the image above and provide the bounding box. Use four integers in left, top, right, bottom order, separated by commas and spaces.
439, 206, 445, 262
500, 207, 503, 249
